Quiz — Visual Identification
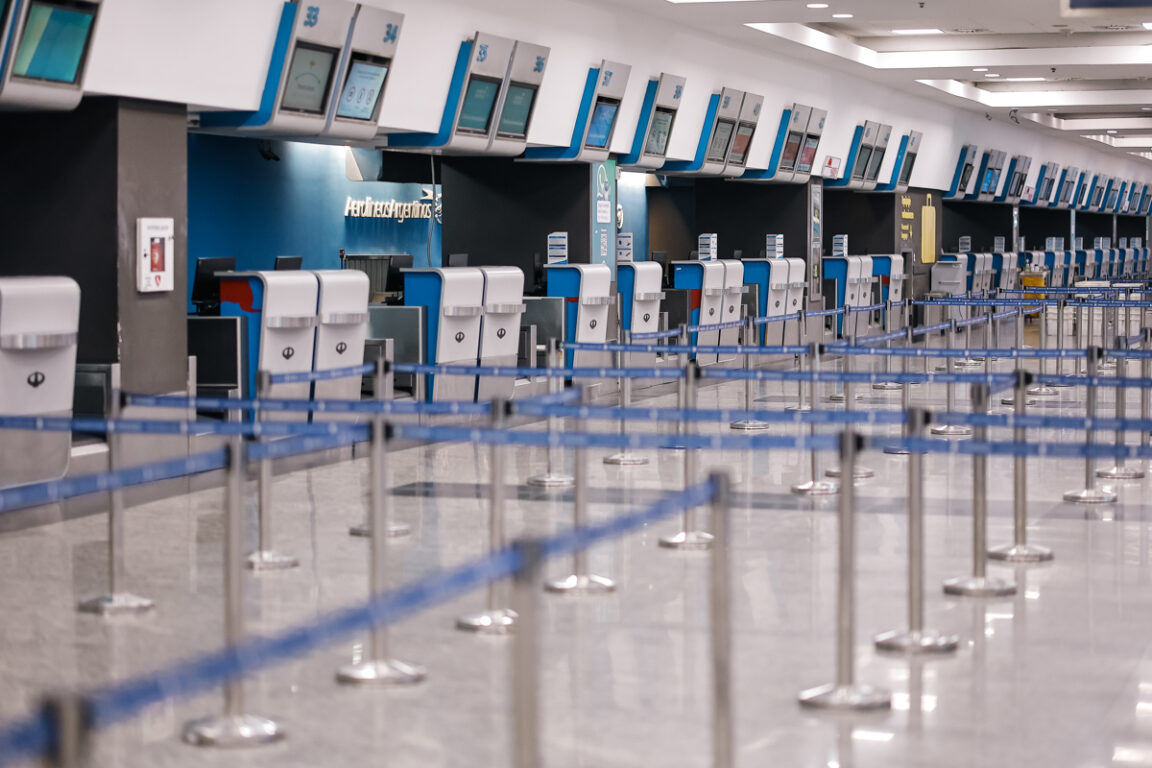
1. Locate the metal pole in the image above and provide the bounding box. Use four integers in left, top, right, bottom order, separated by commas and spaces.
873, 300, 901, 391
528, 339, 573, 488
709, 472, 733, 768
932, 321, 973, 437
1064, 347, 1117, 503
662, 362, 713, 549
42, 693, 90, 768
1099, 338, 1144, 480
1028, 304, 1057, 397
826, 342, 875, 479
787, 323, 810, 413
510, 540, 543, 768
1143, 328, 1151, 457
793, 343, 839, 495
605, 331, 649, 464
245, 371, 298, 570
799, 432, 890, 710
732, 320, 769, 430
183, 437, 283, 747
350, 357, 411, 538
885, 326, 914, 456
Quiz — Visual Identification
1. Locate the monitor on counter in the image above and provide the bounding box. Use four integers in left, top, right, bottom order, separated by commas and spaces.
456, 75, 502, 135
779, 130, 803, 170
898, 152, 917, 186
705, 118, 735, 164
584, 96, 619, 149
496, 81, 537, 139
851, 145, 873, 180
280, 41, 339, 115
865, 147, 885, 182
727, 122, 755, 166
274, 256, 303, 270
335, 52, 390, 122
796, 135, 820, 173
11, 0, 97, 84
190, 257, 238, 315
385, 253, 413, 294
644, 106, 676, 157
446, 253, 469, 268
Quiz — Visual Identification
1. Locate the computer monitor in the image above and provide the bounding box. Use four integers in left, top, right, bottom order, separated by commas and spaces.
779, 131, 803, 170
335, 52, 390, 122
585, 97, 619, 149
898, 152, 917, 186
190, 257, 237, 315
274, 256, 303, 270
456, 75, 501, 135
797, 135, 820, 173
852, 145, 873, 180
496, 82, 537, 139
11, 0, 97, 84
727, 122, 756, 167
447, 253, 469, 268
706, 119, 735, 164
644, 107, 676, 157
279, 41, 339, 115
865, 147, 885, 182
386, 253, 413, 294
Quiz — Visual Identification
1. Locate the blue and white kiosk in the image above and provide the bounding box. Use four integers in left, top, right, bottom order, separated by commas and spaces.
0, 0, 103, 110
617, 72, 686, 171
967, 149, 1007, 202
617, 261, 664, 368
663, 87, 757, 178
477, 266, 526, 402
875, 130, 922, 193
743, 258, 788, 346
404, 267, 484, 401
672, 258, 726, 365
871, 254, 906, 328
1025, 161, 1059, 207
312, 270, 369, 416
739, 103, 827, 184
720, 92, 764, 178
545, 263, 612, 369
995, 155, 1031, 205
944, 145, 980, 200
822, 255, 867, 338
1050, 167, 1080, 209
991, 252, 1020, 291
522, 60, 630, 163
828, 120, 893, 191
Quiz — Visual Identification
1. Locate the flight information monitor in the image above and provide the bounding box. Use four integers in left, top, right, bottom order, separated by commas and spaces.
456, 75, 501, 134
779, 131, 803, 170
706, 119, 734, 163
11, 0, 96, 84
852, 146, 873, 179
1058, 179, 1073, 203
496, 82, 536, 138
280, 42, 338, 114
865, 147, 885, 181
644, 107, 675, 157
1092, 185, 1104, 207
584, 97, 619, 149
959, 163, 974, 191
335, 53, 390, 122
1039, 176, 1054, 200
1106, 189, 1118, 209
898, 152, 917, 186
797, 135, 820, 173
1010, 172, 1025, 197
727, 122, 755, 166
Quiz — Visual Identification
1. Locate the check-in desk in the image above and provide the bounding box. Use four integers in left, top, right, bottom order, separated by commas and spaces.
718, 260, 747, 365
1102, 249, 1118, 280
1072, 250, 1090, 281
742, 259, 787, 346
546, 263, 612, 369
672, 260, 726, 364
1041, 251, 1069, 288
0, 277, 80, 489
872, 254, 905, 329
1122, 248, 1136, 278
992, 252, 1019, 290
477, 267, 527, 402
220, 271, 318, 418
822, 255, 864, 339
312, 270, 369, 419
965, 253, 992, 294
618, 262, 664, 369
784, 259, 807, 345
404, 268, 484, 401
365, 305, 424, 396
931, 256, 968, 322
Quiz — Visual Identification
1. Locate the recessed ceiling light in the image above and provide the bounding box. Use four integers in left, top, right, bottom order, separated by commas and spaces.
891, 28, 944, 35
1143, 22, 1152, 29
806, 2, 829, 7
973, 67, 988, 72
1143, 107, 1152, 111
832, 12, 853, 18
1004, 77, 1046, 82
984, 73, 1001, 78
1109, 129, 1119, 133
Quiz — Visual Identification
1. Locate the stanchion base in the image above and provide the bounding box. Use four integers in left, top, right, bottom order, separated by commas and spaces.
730, 420, 771, 431
604, 453, 649, 466
77, 593, 155, 616
1062, 487, 1118, 504
1097, 465, 1145, 480
1026, 386, 1059, 397
1000, 396, 1037, 407
872, 382, 903, 391
455, 608, 518, 634
987, 543, 1054, 563
824, 465, 875, 480
182, 714, 284, 748
658, 531, 714, 550
527, 473, 574, 489
544, 574, 616, 594
884, 446, 910, 456
930, 424, 973, 437
335, 658, 426, 686
954, 359, 983, 369
245, 550, 299, 571
791, 479, 840, 496
827, 392, 863, 403
942, 575, 1017, 597
349, 522, 411, 538
873, 628, 959, 654
1049, 382, 1074, 388
798, 683, 891, 711
784, 405, 812, 413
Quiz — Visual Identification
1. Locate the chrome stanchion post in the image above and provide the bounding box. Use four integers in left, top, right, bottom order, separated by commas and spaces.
873, 300, 901, 391
246, 370, 298, 570
956, 309, 980, 368
510, 539, 543, 768
458, 399, 519, 632
548, 386, 615, 593
605, 331, 650, 464
528, 339, 574, 488
885, 325, 915, 456
876, 408, 960, 652
78, 389, 154, 615
337, 415, 426, 684
792, 343, 839, 496
1143, 328, 1151, 457
42, 693, 90, 768
709, 472, 734, 768
826, 343, 875, 480
661, 362, 714, 549
989, 371, 1054, 562
1002, 306, 1037, 407
931, 321, 974, 437
1027, 305, 1057, 397
943, 385, 1016, 597
1054, 298, 1071, 385
350, 357, 411, 538
799, 432, 891, 710
1063, 347, 1118, 503
787, 314, 811, 413
1099, 338, 1144, 480
731, 319, 769, 430
183, 437, 283, 747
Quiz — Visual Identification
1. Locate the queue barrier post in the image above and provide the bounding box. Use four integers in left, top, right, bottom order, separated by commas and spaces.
931, 321, 974, 437
243, 370, 299, 571
1098, 336, 1144, 481
709, 472, 734, 768
731, 319, 770, 431
527, 339, 574, 488
350, 357, 411, 538
605, 330, 650, 465
1063, 346, 1118, 504
792, 343, 839, 496
661, 362, 714, 550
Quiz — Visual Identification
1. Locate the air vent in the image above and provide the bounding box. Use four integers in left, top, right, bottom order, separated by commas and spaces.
1094, 23, 1137, 31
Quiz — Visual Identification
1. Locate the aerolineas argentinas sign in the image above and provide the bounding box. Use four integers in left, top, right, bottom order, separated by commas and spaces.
344, 189, 438, 223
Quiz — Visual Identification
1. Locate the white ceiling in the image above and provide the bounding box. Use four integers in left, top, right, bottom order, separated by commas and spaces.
583, 0, 1152, 154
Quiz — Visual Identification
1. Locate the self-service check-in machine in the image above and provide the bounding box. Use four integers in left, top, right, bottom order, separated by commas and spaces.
546, 263, 612, 369
995, 155, 1031, 205
718, 260, 746, 363
1025, 162, 1058, 207
1043, 251, 1071, 287
618, 73, 686, 171
0, 0, 102, 110
944, 144, 980, 200
1122, 248, 1136, 278
740, 103, 827, 184
743, 258, 788, 346
672, 259, 726, 364
822, 256, 864, 338
720, 92, 763, 178
829, 121, 892, 191
784, 258, 806, 343
1051, 167, 1079, 209
965, 254, 993, 294
404, 267, 484, 401
992, 253, 1019, 290
320, 5, 403, 140
931, 256, 968, 321
663, 88, 760, 178
871, 254, 905, 329
522, 60, 630, 163
312, 270, 369, 415
0, 277, 79, 488
477, 267, 526, 402
385, 32, 549, 156
967, 149, 1006, 202
875, 130, 922, 193
617, 262, 664, 368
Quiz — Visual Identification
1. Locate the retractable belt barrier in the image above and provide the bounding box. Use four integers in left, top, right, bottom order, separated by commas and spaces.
684, 319, 747, 334
752, 311, 802, 326
268, 362, 374, 385
561, 342, 808, 356
393, 362, 681, 380
630, 328, 683, 342
849, 302, 885, 314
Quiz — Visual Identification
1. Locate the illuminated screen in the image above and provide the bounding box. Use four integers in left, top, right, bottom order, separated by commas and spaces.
644, 107, 675, 156
1039, 176, 1054, 200
456, 76, 501, 134
1059, 180, 1073, 203
1106, 189, 1118, 209
988, 169, 1003, 194
335, 54, 389, 121
727, 122, 755, 166
12, 1, 96, 84
898, 152, 917, 186
779, 131, 803, 170
1092, 185, 1104, 207
959, 163, 974, 190
1010, 172, 1025, 197
706, 119, 735, 163
280, 42, 338, 114
1076, 182, 1088, 207
865, 147, 885, 181
797, 135, 820, 172
496, 82, 537, 138
584, 98, 619, 149
852, 145, 873, 179
979, 168, 996, 194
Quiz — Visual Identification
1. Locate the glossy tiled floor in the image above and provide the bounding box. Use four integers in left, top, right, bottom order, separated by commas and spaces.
4, 339, 1152, 768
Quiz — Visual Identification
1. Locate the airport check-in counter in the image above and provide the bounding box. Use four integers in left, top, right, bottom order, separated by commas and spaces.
821, 255, 865, 338
991, 253, 1020, 290
477, 267, 526, 402
872, 254, 905, 329
617, 262, 664, 368
1072, 250, 1091, 281
0, 277, 80, 489
220, 271, 319, 418
404, 268, 484, 401
1123, 248, 1136, 277
672, 260, 726, 365
546, 264, 612, 369
718, 260, 747, 364
853, 256, 874, 338
1040, 251, 1068, 287
931, 256, 968, 322
742, 259, 787, 346
312, 270, 370, 420
965, 253, 992, 294
784, 259, 806, 345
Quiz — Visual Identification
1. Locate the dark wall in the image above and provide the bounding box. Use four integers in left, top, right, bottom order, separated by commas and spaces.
1117, 215, 1147, 241
1077, 211, 1114, 244
648, 183, 696, 260
822, 189, 896, 256
441, 157, 589, 276
695, 179, 808, 260
1019, 206, 1072, 251
941, 200, 1014, 252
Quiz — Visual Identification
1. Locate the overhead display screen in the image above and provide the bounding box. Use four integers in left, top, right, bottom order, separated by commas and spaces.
585, 97, 619, 149
335, 54, 390, 121
1059, 179, 1074, 203
496, 82, 537, 138
1039, 176, 1055, 200
706, 119, 734, 163
852, 145, 873, 179
779, 131, 803, 170
865, 147, 885, 181
644, 107, 676, 156
727, 122, 755, 166
456, 75, 501, 134
959, 163, 974, 191
12, 0, 96, 84
898, 152, 917, 185
280, 42, 338, 114
1010, 172, 1025, 197
1092, 185, 1104, 207
797, 135, 820, 173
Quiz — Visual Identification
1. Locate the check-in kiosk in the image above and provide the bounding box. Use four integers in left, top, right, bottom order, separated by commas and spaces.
1051, 167, 1080, 209
404, 267, 484, 401
875, 130, 922, 193
321, 5, 403, 140
663, 88, 754, 177
740, 103, 827, 184
312, 270, 369, 415
822, 256, 865, 338
995, 155, 1032, 205
1122, 248, 1136, 278
200, 0, 357, 136
385, 33, 549, 156
617, 262, 664, 368
546, 263, 612, 369
618, 72, 686, 171
0, 277, 79, 488
931, 256, 968, 321
1104, 180, 1123, 213
1042, 251, 1070, 287
672, 260, 726, 364
966, 149, 1006, 202
944, 144, 980, 200
991, 253, 1019, 290
523, 60, 630, 163
720, 93, 763, 178
871, 254, 905, 328
0, 0, 102, 110
784, 258, 807, 343
1025, 162, 1058, 207
717, 260, 746, 363
965, 254, 993, 294
831, 121, 892, 191
1080, 174, 1105, 212
220, 271, 319, 413
743, 259, 787, 346
476, 267, 526, 402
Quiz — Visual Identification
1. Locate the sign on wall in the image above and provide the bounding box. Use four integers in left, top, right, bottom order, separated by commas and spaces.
590, 160, 617, 276
137, 218, 175, 293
